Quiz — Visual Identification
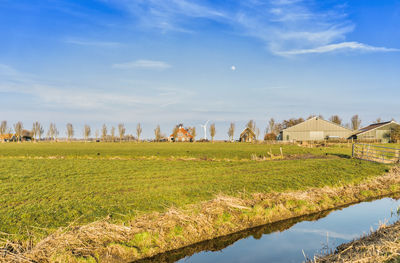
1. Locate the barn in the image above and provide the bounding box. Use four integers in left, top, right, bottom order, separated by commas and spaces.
280, 116, 353, 142
350, 121, 400, 143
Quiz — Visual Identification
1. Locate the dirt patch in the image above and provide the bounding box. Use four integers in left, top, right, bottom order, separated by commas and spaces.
1, 167, 400, 263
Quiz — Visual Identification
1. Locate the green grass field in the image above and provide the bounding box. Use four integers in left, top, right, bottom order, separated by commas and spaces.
0, 142, 393, 242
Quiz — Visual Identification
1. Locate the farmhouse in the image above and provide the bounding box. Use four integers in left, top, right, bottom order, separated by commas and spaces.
280, 116, 353, 141
169, 124, 193, 142
239, 127, 256, 142
350, 121, 400, 143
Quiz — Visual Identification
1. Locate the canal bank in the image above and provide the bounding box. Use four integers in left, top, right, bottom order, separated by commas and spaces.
2, 166, 400, 263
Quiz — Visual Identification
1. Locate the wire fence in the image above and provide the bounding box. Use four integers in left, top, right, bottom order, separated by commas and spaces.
352, 143, 400, 164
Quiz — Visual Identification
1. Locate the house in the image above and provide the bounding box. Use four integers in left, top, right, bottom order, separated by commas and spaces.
239, 127, 256, 142
169, 124, 194, 142
280, 116, 353, 142
349, 121, 400, 143
21, 130, 33, 141
0, 134, 14, 142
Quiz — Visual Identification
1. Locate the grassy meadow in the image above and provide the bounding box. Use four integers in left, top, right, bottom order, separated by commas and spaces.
0, 142, 393, 243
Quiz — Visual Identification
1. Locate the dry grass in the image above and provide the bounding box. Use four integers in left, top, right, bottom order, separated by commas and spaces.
2, 166, 400, 263
313, 219, 400, 263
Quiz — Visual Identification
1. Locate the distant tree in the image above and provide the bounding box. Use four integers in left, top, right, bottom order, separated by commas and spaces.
47, 123, 58, 141
66, 123, 74, 142
14, 122, 23, 143
210, 123, 216, 142
391, 126, 400, 143
84, 124, 91, 142
282, 118, 304, 129
32, 121, 43, 142
118, 123, 125, 142
154, 125, 161, 142
264, 133, 277, 141
256, 127, 260, 142
268, 118, 275, 134
95, 129, 99, 140
228, 122, 235, 142
351, 115, 362, 130
0, 121, 8, 137
38, 124, 44, 141
374, 118, 382, 124
189, 126, 196, 142
329, 115, 342, 125
344, 123, 351, 129
111, 126, 116, 142
246, 120, 256, 131
136, 123, 142, 142
101, 124, 107, 142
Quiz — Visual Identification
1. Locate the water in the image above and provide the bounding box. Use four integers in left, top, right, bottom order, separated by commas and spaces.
135, 196, 400, 263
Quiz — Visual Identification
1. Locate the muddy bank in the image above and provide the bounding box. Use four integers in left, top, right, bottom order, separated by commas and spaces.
313, 220, 400, 263
1, 166, 400, 263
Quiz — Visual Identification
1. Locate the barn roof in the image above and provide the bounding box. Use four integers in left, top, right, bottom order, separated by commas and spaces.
353, 121, 398, 136
282, 116, 352, 132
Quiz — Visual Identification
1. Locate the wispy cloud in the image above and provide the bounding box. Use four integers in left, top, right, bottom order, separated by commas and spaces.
64, 38, 122, 47
112, 60, 172, 70
277, 41, 400, 56
0, 64, 189, 111
103, 0, 226, 32
100, 0, 398, 56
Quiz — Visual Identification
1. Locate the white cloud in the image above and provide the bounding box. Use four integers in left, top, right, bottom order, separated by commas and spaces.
112, 60, 172, 70
277, 41, 400, 55
64, 38, 122, 47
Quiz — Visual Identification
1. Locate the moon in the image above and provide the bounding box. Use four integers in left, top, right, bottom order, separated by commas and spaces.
231, 65, 236, 71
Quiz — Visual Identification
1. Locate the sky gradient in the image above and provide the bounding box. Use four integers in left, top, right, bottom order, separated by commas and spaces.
0, 0, 399, 139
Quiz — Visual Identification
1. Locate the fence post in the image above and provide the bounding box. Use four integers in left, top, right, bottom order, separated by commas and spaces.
396, 150, 400, 162
352, 144, 355, 158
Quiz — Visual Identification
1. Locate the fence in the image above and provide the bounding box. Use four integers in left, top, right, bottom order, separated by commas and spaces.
352, 143, 400, 164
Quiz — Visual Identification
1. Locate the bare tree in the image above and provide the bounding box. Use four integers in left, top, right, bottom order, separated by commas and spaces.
14, 122, 23, 143
101, 124, 107, 142
154, 125, 161, 142
118, 123, 125, 142
0, 121, 8, 137
47, 123, 58, 141
38, 124, 44, 141
329, 115, 342, 125
111, 126, 115, 142
32, 121, 42, 142
210, 123, 216, 142
246, 120, 255, 131
189, 126, 196, 142
374, 118, 382, 124
351, 115, 362, 130
84, 124, 91, 142
66, 123, 74, 142
268, 118, 276, 134
228, 122, 235, 142
136, 123, 142, 142
95, 129, 99, 140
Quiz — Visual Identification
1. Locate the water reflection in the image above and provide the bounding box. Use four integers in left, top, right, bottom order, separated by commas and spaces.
133, 196, 400, 263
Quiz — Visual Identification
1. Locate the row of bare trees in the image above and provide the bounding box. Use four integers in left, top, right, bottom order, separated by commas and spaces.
0, 115, 393, 143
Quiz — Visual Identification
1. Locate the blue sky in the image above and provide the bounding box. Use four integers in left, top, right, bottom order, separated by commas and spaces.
0, 0, 399, 139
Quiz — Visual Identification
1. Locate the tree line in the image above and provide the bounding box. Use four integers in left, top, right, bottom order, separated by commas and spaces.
0, 114, 397, 143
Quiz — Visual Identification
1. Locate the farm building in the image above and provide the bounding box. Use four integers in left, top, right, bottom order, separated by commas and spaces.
280, 116, 353, 141
169, 124, 194, 142
350, 121, 400, 143
239, 127, 256, 142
